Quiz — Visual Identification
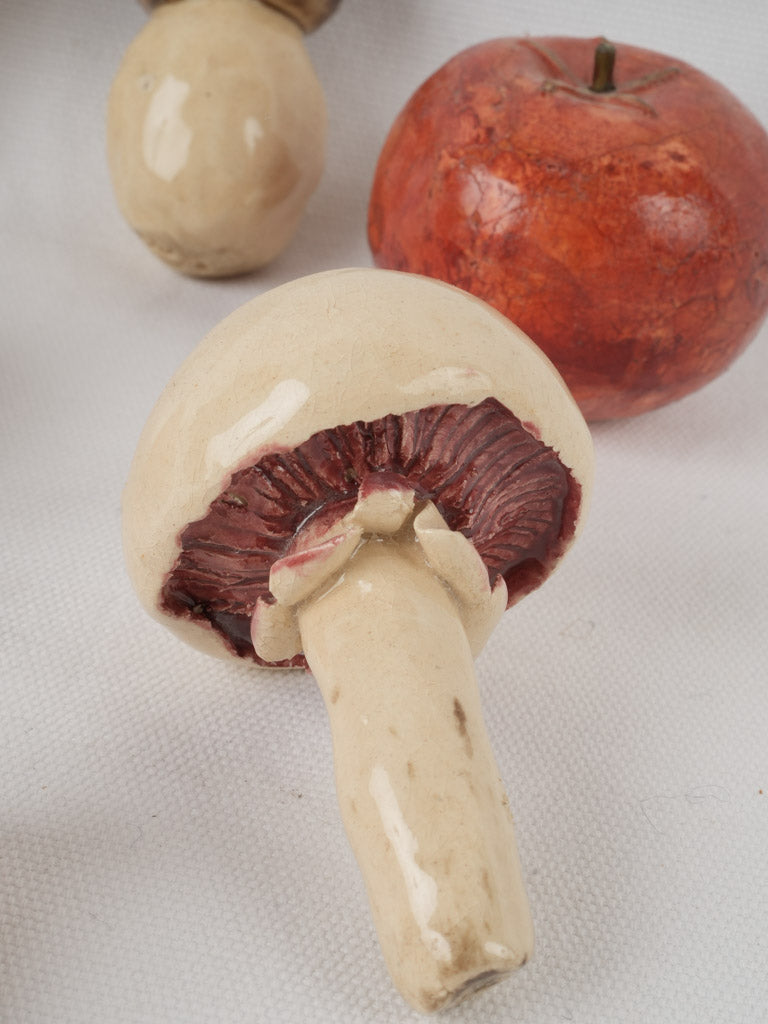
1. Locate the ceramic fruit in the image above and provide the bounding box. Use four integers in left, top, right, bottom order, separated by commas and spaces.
368, 37, 768, 420
123, 268, 594, 1011
107, 0, 338, 277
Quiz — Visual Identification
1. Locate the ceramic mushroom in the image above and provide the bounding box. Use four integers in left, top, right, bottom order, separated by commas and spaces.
107, 0, 338, 276
123, 268, 594, 1012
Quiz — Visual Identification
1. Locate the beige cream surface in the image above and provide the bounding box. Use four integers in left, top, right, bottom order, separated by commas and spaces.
251, 490, 507, 663
248, 484, 530, 1009
107, 0, 326, 276
299, 537, 534, 1012
122, 268, 594, 662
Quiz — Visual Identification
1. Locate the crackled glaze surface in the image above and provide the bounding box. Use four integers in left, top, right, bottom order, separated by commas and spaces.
108, 0, 325, 276
368, 36, 768, 419
162, 398, 578, 665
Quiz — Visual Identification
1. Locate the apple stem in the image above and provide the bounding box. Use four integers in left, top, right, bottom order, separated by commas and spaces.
590, 38, 616, 93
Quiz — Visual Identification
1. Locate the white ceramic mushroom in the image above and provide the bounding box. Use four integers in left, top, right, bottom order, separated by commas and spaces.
123, 268, 594, 1012
107, 0, 336, 277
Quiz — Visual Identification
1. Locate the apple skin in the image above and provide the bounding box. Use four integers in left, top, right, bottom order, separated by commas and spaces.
368, 37, 768, 420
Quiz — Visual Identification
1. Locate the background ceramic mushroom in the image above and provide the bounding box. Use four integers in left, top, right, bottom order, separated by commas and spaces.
123, 268, 594, 1012
107, 0, 338, 277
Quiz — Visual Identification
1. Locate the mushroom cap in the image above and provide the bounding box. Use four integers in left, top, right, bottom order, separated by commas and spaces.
123, 268, 594, 662
108, 0, 326, 277
138, 0, 341, 33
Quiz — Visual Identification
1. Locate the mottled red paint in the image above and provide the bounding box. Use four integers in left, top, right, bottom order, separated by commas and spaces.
368, 36, 768, 420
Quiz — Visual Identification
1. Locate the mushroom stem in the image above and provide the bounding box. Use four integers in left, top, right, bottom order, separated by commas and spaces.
298, 536, 534, 1013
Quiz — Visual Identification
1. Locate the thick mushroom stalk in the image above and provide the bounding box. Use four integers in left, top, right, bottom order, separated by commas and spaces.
251, 483, 532, 1011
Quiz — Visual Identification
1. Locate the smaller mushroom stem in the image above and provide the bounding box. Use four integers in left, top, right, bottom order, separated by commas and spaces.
590, 38, 617, 93
298, 537, 533, 1013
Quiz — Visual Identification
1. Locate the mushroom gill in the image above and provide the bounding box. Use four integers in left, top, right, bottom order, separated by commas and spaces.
161, 397, 580, 665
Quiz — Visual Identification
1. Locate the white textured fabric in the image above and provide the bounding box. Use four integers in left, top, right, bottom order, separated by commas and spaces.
2, 1, 767, 1022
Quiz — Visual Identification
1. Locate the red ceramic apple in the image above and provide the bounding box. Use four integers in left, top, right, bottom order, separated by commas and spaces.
368, 37, 768, 420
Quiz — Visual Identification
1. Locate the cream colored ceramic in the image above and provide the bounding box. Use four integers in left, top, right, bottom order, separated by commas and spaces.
252, 490, 507, 663
107, 0, 326, 276
122, 268, 594, 1012
300, 533, 532, 1011
252, 489, 526, 1010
